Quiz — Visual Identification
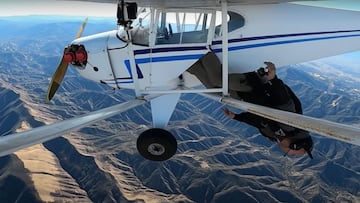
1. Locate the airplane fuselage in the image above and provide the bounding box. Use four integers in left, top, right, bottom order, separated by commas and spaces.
71, 3, 360, 93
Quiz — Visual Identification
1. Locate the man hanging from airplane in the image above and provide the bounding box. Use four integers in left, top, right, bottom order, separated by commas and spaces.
186, 53, 313, 159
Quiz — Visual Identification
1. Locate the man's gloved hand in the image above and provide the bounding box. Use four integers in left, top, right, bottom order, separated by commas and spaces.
264, 61, 276, 80
223, 108, 235, 119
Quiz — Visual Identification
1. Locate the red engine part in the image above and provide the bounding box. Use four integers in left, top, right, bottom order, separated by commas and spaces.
64, 52, 75, 63
63, 45, 87, 65
75, 49, 87, 63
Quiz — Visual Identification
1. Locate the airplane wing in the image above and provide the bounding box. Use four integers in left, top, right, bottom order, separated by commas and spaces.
0, 99, 146, 157
204, 94, 360, 146
61, 0, 324, 8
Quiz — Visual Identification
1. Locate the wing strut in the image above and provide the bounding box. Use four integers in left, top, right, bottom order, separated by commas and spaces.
221, 0, 229, 96
204, 94, 360, 146
151, 94, 181, 128
0, 99, 146, 157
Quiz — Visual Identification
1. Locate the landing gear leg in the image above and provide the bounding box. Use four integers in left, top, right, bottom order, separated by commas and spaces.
136, 128, 177, 161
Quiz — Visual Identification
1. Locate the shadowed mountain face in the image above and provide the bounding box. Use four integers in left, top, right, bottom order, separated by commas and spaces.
0, 154, 42, 203
0, 16, 359, 203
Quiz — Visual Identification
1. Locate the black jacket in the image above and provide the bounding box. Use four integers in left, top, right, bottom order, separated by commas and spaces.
234, 74, 302, 141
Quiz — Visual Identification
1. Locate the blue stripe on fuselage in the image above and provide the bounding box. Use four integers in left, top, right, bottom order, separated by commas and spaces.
116, 30, 360, 83
214, 34, 360, 52
211, 29, 360, 45
134, 46, 207, 55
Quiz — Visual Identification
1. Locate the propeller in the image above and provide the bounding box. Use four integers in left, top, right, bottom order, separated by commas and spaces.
46, 18, 88, 102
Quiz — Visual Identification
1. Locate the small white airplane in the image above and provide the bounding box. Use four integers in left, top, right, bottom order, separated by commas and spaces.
1, 0, 360, 161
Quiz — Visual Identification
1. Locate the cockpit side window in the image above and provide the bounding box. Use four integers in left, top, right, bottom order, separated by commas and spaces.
215, 11, 245, 37
117, 9, 244, 46
156, 11, 212, 45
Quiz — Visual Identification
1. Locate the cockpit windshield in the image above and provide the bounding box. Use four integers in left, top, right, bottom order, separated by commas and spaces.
118, 8, 151, 46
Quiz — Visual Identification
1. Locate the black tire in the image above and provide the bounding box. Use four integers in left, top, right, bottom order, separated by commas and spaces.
137, 128, 177, 161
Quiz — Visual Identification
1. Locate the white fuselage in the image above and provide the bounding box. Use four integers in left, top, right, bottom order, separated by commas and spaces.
72, 3, 360, 93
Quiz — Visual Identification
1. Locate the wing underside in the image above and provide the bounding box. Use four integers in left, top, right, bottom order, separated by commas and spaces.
59, 0, 323, 8
0, 100, 146, 157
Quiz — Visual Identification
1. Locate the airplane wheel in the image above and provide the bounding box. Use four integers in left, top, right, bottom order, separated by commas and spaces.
137, 128, 177, 161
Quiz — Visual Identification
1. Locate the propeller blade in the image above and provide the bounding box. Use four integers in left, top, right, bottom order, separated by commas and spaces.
46, 18, 88, 102
46, 56, 69, 102
75, 17, 88, 39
